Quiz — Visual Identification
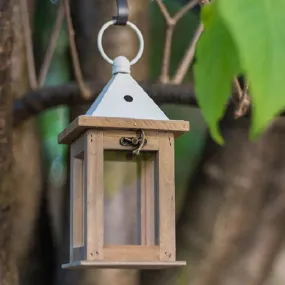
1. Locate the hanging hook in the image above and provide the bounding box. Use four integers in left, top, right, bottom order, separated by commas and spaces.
112, 0, 129, 25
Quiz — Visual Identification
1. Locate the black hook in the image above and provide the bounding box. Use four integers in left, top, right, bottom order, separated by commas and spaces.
112, 0, 129, 25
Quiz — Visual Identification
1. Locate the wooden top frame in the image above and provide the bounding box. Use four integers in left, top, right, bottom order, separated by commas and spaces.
58, 116, 190, 144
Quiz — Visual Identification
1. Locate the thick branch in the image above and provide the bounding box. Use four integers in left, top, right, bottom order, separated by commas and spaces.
13, 82, 197, 126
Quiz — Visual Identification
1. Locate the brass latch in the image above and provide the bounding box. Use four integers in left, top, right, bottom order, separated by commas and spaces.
120, 129, 147, 155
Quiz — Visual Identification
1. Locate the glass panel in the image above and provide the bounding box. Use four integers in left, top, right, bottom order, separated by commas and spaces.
154, 167, 159, 246
103, 151, 159, 246
72, 154, 84, 247
140, 153, 159, 246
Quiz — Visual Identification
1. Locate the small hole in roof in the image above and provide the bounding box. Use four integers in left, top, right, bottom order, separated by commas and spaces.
124, 95, 133, 102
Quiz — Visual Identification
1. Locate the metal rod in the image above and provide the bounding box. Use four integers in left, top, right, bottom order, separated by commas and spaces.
112, 0, 129, 25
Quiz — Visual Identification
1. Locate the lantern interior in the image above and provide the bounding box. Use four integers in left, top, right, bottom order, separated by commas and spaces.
73, 153, 84, 249
103, 151, 159, 247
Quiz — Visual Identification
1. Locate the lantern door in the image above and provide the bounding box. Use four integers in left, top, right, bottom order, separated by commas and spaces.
103, 149, 159, 261
101, 129, 176, 264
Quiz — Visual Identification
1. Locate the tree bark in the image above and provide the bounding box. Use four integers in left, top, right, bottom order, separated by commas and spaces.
10, 2, 43, 285
0, 1, 18, 284
13, 82, 198, 126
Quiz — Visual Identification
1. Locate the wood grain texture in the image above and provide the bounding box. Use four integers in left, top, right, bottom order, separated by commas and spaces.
103, 245, 159, 261
158, 133, 176, 261
62, 260, 186, 269
84, 130, 104, 260
141, 156, 156, 246
70, 132, 85, 157
58, 116, 189, 144
103, 130, 159, 151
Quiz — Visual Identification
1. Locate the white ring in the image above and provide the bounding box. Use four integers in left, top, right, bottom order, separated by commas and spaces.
97, 20, 144, 66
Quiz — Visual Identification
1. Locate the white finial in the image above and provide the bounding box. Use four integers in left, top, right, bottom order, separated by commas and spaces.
112, 56, 131, 75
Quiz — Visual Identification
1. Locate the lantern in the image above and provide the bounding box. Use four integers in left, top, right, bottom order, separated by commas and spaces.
59, 20, 189, 270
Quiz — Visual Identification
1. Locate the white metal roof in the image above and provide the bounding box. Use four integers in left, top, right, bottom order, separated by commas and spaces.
85, 56, 169, 121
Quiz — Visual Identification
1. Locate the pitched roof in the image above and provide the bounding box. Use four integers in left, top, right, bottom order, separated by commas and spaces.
85, 56, 169, 121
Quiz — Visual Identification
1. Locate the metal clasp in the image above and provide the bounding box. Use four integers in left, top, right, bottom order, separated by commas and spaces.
112, 0, 129, 25
120, 129, 147, 155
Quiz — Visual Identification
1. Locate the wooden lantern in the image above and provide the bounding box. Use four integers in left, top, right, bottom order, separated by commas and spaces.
59, 56, 189, 269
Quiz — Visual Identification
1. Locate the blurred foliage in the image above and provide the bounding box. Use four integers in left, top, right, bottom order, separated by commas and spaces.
195, 0, 285, 143
194, 2, 239, 145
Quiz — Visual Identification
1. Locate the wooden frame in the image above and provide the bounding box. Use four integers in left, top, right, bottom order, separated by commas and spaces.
62, 117, 188, 269
58, 116, 189, 144
70, 134, 84, 262
158, 132, 176, 261
69, 131, 104, 262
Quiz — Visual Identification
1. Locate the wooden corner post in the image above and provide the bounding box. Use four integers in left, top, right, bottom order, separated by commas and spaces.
158, 132, 176, 261
84, 130, 104, 261
70, 133, 84, 262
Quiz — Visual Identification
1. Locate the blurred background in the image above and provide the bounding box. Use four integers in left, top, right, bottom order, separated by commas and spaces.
2, 1, 285, 285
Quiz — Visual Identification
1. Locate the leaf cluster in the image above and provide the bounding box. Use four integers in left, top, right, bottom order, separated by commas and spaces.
194, 0, 285, 144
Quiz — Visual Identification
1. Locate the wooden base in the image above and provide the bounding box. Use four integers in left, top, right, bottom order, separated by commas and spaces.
62, 260, 186, 270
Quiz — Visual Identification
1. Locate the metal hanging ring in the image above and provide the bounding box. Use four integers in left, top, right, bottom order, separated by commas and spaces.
97, 20, 144, 66
112, 0, 129, 25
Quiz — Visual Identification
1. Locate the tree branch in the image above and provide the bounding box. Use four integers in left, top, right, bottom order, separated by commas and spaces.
154, 0, 172, 23
173, 0, 199, 22
233, 78, 250, 119
155, 0, 199, 84
63, 0, 91, 99
13, 82, 198, 126
172, 23, 203, 84
160, 27, 174, 83
38, 3, 65, 87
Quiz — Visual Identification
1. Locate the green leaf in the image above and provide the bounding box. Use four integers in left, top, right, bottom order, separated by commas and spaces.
194, 3, 241, 144
217, 0, 285, 139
